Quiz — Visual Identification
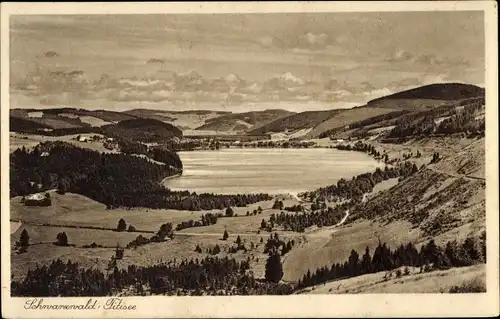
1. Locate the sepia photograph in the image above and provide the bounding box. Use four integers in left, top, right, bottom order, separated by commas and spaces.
1, 1, 498, 318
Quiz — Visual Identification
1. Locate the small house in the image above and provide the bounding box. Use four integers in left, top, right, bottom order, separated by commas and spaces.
24, 192, 51, 207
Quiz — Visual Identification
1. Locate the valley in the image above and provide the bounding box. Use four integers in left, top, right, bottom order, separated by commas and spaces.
9, 83, 488, 296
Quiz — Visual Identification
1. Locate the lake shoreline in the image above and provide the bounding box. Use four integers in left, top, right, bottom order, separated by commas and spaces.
163, 148, 385, 196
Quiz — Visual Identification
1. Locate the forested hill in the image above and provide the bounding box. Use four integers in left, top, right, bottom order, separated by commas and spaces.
9, 114, 183, 143
368, 83, 484, 106
10, 141, 182, 207
102, 118, 182, 142
10, 141, 271, 210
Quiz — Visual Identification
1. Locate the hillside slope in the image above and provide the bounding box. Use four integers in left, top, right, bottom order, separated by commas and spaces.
282, 137, 485, 281
298, 264, 485, 294
368, 83, 485, 106
248, 110, 341, 135
306, 106, 397, 138
196, 109, 294, 132
124, 109, 230, 130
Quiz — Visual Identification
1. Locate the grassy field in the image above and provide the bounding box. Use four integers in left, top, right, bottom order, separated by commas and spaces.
11, 224, 141, 247
298, 264, 485, 294
282, 219, 422, 282
10, 190, 305, 281
11, 192, 300, 232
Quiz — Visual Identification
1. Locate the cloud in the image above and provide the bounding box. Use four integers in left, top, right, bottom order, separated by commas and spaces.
257, 32, 333, 51
387, 49, 469, 67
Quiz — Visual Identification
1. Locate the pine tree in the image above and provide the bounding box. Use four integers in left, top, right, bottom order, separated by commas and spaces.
361, 246, 372, 274
265, 252, 284, 283
222, 230, 229, 241
117, 218, 127, 232
19, 229, 29, 248
348, 249, 360, 276
235, 235, 242, 246
55, 232, 69, 246
260, 219, 267, 229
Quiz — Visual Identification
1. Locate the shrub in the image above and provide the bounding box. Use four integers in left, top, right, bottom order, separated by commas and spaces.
449, 277, 486, 293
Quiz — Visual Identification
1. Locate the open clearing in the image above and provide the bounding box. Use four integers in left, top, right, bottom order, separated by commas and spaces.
298, 264, 485, 294
11, 191, 299, 232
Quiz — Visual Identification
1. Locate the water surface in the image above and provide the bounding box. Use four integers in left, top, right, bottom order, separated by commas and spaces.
164, 148, 384, 194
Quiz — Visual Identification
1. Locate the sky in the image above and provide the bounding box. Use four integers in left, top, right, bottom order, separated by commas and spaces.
9, 12, 485, 113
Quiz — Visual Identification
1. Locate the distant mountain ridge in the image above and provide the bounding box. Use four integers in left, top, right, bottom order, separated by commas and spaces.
9, 82, 484, 138
368, 83, 484, 106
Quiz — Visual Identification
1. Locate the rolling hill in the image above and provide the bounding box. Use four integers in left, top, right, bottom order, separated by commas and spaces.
123, 109, 230, 130
248, 109, 341, 135
368, 83, 485, 105
102, 118, 183, 142
9, 108, 138, 132
196, 109, 295, 132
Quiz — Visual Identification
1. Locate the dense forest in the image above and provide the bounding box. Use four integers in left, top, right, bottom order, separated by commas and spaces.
296, 233, 486, 290
10, 142, 270, 209
102, 118, 182, 142
11, 255, 294, 296
386, 98, 484, 140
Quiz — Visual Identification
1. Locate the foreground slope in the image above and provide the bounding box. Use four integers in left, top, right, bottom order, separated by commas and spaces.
298, 264, 485, 294
282, 137, 485, 281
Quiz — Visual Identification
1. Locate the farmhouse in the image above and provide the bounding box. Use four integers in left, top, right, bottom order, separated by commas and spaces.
24, 192, 52, 207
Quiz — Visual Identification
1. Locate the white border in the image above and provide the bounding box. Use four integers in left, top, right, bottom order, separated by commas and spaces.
1, 2, 498, 318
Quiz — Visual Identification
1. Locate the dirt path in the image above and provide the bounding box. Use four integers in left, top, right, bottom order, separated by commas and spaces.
427, 165, 485, 181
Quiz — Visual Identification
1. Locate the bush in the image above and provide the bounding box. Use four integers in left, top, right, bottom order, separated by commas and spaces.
55, 232, 69, 246
449, 277, 486, 293
225, 207, 234, 217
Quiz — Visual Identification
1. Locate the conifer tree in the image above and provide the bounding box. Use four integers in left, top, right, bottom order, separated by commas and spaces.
19, 229, 29, 248
117, 218, 127, 232
265, 251, 284, 283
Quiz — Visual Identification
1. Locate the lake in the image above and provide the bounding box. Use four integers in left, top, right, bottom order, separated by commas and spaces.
163, 148, 385, 195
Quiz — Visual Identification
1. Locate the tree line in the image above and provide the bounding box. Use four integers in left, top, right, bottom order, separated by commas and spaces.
300, 162, 418, 203
296, 232, 486, 290
265, 163, 419, 232
11, 255, 294, 296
